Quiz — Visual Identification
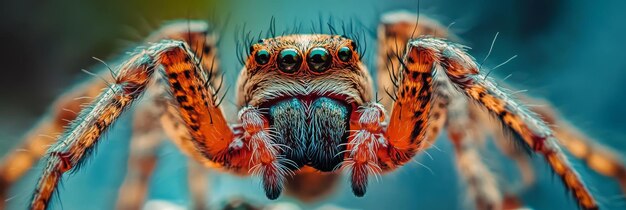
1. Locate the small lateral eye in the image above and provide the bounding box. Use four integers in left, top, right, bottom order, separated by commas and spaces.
337, 46, 352, 62
278, 48, 301, 73
307, 47, 331, 73
255, 49, 270, 65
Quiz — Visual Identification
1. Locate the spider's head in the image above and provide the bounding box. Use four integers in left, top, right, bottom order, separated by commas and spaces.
235, 34, 374, 171
237, 34, 373, 109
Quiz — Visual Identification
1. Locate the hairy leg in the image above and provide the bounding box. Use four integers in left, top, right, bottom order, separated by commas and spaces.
375, 11, 531, 208
117, 99, 209, 210
115, 99, 163, 210
346, 37, 444, 195
473, 87, 626, 206
353, 37, 597, 209
0, 76, 107, 209
423, 38, 598, 209
28, 40, 166, 210
447, 93, 502, 210
31, 39, 287, 210
529, 99, 626, 194
29, 39, 234, 209
113, 20, 221, 210
377, 11, 452, 113
0, 20, 220, 209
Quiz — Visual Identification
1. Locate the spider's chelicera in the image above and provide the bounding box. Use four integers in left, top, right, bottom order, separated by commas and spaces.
2, 11, 625, 210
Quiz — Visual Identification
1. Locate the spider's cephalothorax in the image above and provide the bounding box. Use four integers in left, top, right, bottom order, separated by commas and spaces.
3, 11, 626, 210
236, 34, 373, 171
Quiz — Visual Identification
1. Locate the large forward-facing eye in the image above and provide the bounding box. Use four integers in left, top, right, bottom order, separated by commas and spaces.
278, 48, 301, 73
255, 49, 270, 65
307, 47, 332, 73
337, 46, 353, 62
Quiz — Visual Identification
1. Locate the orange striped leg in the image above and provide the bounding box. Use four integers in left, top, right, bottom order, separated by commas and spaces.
0, 77, 107, 205
115, 100, 164, 210
470, 100, 537, 193
27, 40, 167, 210
345, 42, 439, 195
377, 11, 452, 112
29, 40, 231, 210
447, 94, 502, 210
530, 101, 626, 195
113, 21, 220, 210
2, 20, 218, 209
419, 37, 599, 209
157, 41, 287, 199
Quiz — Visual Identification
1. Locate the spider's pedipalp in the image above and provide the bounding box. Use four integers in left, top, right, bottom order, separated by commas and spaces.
239, 106, 290, 199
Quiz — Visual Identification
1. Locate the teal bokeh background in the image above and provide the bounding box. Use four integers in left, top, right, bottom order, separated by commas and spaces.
1, 0, 626, 209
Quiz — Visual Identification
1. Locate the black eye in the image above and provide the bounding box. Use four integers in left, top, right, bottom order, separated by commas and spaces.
255, 49, 270, 65
307, 47, 331, 73
278, 48, 301, 73
338, 46, 352, 62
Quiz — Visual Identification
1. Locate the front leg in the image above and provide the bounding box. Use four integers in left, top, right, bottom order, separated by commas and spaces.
158, 44, 290, 199
347, 38, 598, 209
28, 40, 283, 210
346, 43, 438, 195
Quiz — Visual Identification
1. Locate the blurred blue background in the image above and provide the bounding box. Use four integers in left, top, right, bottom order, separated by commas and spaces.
1, 0, 626, 209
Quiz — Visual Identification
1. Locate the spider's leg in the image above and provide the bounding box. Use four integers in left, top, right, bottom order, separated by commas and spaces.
138, 92, 211, 210
413, 37, 599, 209
187, 162, 208, 210
377, 11, 451, 112
113, 20, 219, 210
29, 40, 236, 210
446, 92, 502, 210
484, 116, 537, 189
0, 20, 218, 208
117, 98, 210, 210
529, 100, 626, 195
156, 41, 287, 199
27, 41, 173, 210
0, 76, 107, 208
374, 11, 516, 208
374, 11, 453, 152
115, 99, 163, 210
344, 38, 448, 196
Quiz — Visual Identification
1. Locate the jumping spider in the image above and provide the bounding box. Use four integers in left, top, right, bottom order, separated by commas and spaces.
1, 11, 625, 210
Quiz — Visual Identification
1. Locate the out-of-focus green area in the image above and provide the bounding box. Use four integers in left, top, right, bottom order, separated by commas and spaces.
1, 0, 626, 209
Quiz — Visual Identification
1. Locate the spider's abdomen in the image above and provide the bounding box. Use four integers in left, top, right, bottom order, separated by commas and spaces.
269, 97, 350, 171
